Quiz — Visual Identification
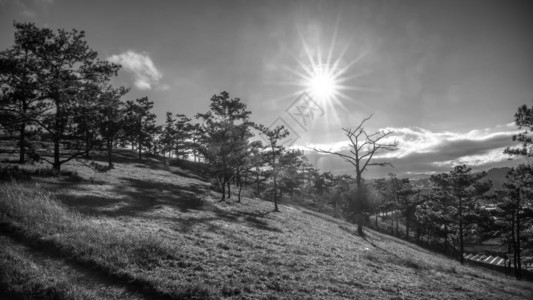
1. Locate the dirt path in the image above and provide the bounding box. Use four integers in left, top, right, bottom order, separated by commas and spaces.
0, 232, 146, 300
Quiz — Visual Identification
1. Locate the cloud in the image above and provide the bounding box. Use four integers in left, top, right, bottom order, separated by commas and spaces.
108, 50, 162, 90
306, 125, 520, 178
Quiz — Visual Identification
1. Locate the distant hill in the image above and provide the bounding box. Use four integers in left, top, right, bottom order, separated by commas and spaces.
407, 167, 512, 193
485, 167, 512, 190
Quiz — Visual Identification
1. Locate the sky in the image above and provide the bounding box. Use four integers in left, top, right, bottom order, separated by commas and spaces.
1, 0, 532, 178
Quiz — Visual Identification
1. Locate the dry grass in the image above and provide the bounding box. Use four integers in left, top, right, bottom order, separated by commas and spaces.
1, 151, 532, 299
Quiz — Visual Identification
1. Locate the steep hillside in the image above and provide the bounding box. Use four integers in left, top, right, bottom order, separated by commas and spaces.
0, 152, 532, 299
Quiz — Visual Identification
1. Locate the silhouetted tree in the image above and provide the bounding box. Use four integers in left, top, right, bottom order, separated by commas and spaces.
7, 22, 120, 171
0, 30, 44, 163
313, 114, 398, 235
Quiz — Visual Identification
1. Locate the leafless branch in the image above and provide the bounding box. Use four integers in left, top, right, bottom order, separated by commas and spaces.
310, 114, 398, 180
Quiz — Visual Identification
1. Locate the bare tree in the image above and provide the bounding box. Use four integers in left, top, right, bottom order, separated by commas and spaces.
313, 114, 398, 235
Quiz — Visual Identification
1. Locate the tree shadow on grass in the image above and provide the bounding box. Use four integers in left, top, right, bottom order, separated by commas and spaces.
54, 174, 282, 235
214, 209, 282, 233
89, 151, 209, 181
55, 177, 208, 218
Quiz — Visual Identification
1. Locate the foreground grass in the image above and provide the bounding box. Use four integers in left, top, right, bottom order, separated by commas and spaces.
0, 236, 96, 300
1, 157, 533, 299
0, 182, 212, 299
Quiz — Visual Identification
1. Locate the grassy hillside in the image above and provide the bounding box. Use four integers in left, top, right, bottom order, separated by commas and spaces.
1, 150, 532, 299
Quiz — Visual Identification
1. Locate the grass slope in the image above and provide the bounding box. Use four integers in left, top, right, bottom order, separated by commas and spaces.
1, 151, 532, 299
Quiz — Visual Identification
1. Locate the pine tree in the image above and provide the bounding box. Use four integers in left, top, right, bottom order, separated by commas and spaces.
6, 22, 120, 171
430, 165, 491, 264
196, 91, 253, 202
257, 124, 289, 211
123, 97, 158, 160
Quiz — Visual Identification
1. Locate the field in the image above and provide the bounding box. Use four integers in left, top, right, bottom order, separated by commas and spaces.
1, 150, 532, 299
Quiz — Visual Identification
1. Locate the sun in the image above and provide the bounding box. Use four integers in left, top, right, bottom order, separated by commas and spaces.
271, 21, 371, 113
306, 65, 339, 102
285, 29, 369, 106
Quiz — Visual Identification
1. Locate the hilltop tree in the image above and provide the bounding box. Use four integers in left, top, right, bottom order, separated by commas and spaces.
173, 114, 193, 159
158, 112, 193, 162
6, 22, 120, 171
159, 112, 177, 163
257, 124, 289, 212
71, 83, 103, 158
249, 146, 269, 195
278, 149, 307, 198
196, 92, 253, 202
313, 114, 398, 235
430, 165, 491, 264
123, 97, 158, 160
189, 123, 204, 162
97, 85, 128, 168
231, 138, 262, 203
0, 34, 44, 163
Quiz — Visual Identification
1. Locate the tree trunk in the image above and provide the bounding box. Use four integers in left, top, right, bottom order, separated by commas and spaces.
273, 173, 279, 212
272, 153, 279, 212
391, 209, 394, 234
84, 127, 91, 159
405, 208, 410, 241
355, 173, 364, 236
53, 101, 61, 172
394, 211, 400, 237
357, 213, 363, 236
236, 172, 243, 203
107, 138, 114, 169
333, 197, 338, 218
219, 175, 226, 202
19, 121, 26, 163
226, 178, 231, 199
444, 223, 448, 255
511, 211, 517, 277
459, 197, 465, 264
53, 138, 60, 171
515, 194, 522, 280
256, 171, 261, 195
138, 136, 142, 159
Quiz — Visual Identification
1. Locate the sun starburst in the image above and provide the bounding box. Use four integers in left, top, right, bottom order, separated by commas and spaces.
285, 25, 370, 109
